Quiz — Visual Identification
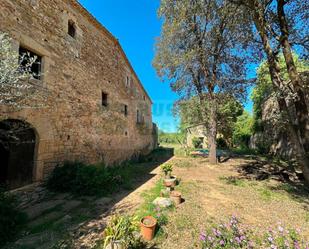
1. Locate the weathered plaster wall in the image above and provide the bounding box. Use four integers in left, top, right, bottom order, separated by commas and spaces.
0, 0, 156, 182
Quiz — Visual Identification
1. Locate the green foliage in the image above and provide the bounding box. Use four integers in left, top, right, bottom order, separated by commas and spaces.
159, 131, 180, 144
0, 188, 27, 246
217, 137, 228, 149
232, 111, 254, 148
103, 215, 139, 248
160, 163, 173, 177
46, 161, 142, 196
176, 95, 243, 146
192, 137, 203, 149
135, 180, 170, 237
0, 32, 44, 105
219, 176, 247, 187
251, 54, 309, 132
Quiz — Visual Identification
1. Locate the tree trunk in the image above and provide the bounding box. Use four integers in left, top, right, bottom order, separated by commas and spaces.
251, 1, 309, 183
208, 96, 217, 164
277, 0, 309, 150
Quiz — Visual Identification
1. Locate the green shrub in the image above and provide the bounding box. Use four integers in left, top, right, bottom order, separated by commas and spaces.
217, 137, 228, 149
160, 163, 173, 178
103, 215, 139, 248
192, 137, 203, 149
0, 188, 27, 246
46, 161, 138, 196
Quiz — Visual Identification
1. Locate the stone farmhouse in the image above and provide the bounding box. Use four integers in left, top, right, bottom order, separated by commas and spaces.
0, 0, 157, 189
186, 124, 208, 149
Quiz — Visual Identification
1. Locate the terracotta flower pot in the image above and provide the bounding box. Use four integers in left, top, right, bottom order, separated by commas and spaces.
170, 191, 182, 206
140, 216, 157, 241
163, 177, 176, 188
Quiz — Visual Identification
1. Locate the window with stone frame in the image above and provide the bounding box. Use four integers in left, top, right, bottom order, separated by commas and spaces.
68, 20, 77, 38
19, 46, 42, 80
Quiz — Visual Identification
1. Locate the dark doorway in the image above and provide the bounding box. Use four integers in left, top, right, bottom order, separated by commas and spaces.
0, 119, 36, 189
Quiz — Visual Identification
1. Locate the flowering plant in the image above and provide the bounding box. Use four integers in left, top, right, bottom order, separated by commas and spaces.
200, 216, 253, 248
200, 216, 309, 249
263, 224, 308, 249
153, 206, 168, 226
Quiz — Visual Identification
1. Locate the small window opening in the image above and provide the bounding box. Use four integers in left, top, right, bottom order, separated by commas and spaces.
19, 47, 42, 80
137, 110, 143, 124
102, 92, 108, 107
68, 20, 76, 38
125, 131, 128, 136
124, 105, 128, 116
126, 76, 130, 87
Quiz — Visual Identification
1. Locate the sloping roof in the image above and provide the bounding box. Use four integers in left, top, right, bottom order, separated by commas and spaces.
69, 0, 152, 104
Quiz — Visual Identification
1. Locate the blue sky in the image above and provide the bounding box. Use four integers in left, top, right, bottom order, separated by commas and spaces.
79, 0, 254, 132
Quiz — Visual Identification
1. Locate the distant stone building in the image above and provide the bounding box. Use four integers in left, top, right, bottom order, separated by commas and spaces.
186, 124, 208, 148
0, 0, 157, 189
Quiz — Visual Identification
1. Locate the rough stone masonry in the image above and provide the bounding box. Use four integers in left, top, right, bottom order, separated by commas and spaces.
0, 0, 158, 188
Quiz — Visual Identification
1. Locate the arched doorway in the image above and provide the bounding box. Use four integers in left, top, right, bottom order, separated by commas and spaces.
0, 119, 37, 189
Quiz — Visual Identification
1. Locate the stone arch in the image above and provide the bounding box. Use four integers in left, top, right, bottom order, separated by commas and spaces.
0, 119, 38, 189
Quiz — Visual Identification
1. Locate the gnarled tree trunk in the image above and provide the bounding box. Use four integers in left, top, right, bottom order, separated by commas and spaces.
251, 0, 309, 183
277, 0, 309, 150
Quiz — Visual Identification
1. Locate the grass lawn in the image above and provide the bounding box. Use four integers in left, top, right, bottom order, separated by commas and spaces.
150, 151, 309, 248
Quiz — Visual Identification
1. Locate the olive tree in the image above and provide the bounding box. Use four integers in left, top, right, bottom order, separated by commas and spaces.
0, 32, 43, 106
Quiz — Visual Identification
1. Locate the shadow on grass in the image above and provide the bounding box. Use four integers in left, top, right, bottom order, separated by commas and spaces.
234, 156, 309, 205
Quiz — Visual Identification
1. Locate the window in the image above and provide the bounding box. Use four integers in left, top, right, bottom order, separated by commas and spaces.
137, 110, 143, 124
126, 76, 130, 87
68, 20, 76, 38
137, 110, 140, 123
124, 105, 128, 116
102, 92, 108, 106
19, 47, 42, 80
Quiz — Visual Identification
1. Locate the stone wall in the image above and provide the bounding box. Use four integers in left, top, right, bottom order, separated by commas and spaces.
0, 0, 156, 183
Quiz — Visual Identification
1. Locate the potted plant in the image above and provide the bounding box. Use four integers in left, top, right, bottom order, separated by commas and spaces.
170, 191, 182, 206
140, 216, 157, 241
103, 215, 138, 249
161, 163, 173, 179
